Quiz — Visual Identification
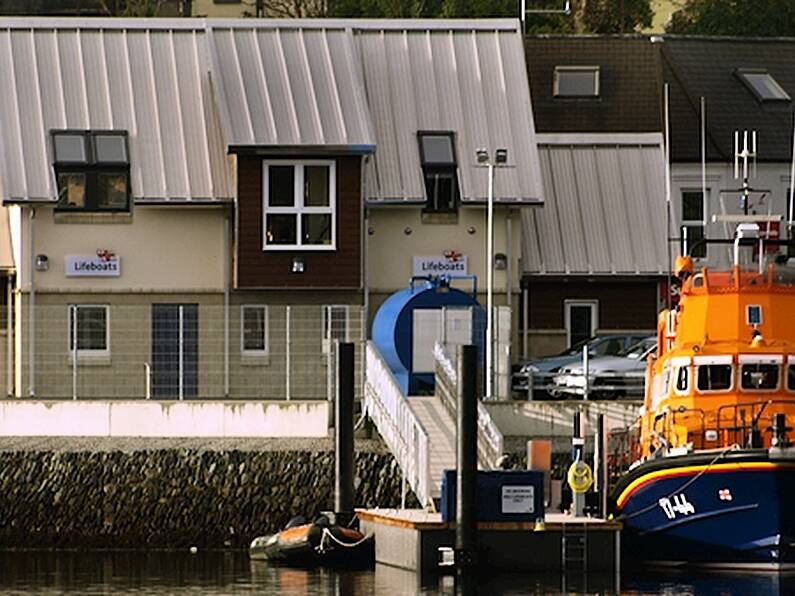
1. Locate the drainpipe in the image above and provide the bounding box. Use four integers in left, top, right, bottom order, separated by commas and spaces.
506, 209, 513, 313
361, 155, 369, 337
223, 210, 230, 397
6, 274, 13, 397
28, 207, 35, 397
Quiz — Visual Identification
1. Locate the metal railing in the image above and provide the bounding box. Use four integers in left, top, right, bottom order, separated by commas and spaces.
433, 342, 504, 470
9, 304, 364, 401
364, 341, 431, 507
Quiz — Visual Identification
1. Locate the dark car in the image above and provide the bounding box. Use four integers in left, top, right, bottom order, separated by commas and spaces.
511, 334, 650, 398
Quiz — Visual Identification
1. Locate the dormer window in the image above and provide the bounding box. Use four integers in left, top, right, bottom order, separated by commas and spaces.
417, 132, 460, 213
736, 69, 791, 103
554, 66, 600, 97
52, 130, 130, 212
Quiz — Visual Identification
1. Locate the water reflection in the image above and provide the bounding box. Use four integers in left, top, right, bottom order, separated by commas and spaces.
0, 550, 793, 595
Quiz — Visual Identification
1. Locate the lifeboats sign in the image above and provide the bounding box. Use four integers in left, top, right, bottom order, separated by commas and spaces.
412, 251, 468, 276
65, 250, 121, 277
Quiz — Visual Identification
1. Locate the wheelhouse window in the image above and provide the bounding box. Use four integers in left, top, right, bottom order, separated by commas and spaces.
53, 131, 130, 212
417, 132, 460, 213
736, 69, 791, 103
741, 363, 779, 390
788, 364, 795, 391
263, 161, 335, 250
553, 66, 600, 97
681, 190, 706, 258
675, 366, 689, 393
68, 305, 109, 356
697, 364, 733, 392
241, 305, 268, 355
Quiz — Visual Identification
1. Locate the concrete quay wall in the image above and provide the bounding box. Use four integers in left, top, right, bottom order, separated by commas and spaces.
0, 437, 412, 549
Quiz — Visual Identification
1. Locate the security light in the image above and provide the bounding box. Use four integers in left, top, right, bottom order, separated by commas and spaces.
495, 148, 508, 164
476, 148, 489, 163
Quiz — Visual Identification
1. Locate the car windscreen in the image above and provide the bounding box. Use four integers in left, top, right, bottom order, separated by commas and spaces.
622, 339, 656, 360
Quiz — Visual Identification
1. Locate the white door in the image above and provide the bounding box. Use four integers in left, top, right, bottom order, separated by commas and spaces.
564, 300, 598, 348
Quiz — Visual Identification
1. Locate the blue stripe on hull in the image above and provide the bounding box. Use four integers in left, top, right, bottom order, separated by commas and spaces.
617, 462, 795, 565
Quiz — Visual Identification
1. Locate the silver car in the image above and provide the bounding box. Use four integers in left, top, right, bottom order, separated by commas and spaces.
551, 336, 656, 400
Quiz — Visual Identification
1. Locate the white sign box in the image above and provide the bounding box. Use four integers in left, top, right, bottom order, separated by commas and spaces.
65, 255, 121, 277
501, 485, 535, 514
412, 254, 468, 276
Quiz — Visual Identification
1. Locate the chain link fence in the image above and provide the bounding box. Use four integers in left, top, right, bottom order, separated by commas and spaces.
13, 303, 365, 401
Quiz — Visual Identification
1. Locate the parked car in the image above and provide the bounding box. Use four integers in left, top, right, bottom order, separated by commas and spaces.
511, 333, 650, 398
551, 336, 657, 400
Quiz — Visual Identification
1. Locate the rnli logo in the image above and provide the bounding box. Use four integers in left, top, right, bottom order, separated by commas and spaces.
718, 488, 733, 501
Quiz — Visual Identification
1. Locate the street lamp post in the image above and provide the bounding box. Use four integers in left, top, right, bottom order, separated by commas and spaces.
476, 148, 507, 400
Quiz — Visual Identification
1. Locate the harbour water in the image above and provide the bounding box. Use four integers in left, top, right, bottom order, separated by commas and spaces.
1, 550, 793, 595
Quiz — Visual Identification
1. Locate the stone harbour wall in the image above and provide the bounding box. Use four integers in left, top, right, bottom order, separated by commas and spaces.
0, 437, 416, 549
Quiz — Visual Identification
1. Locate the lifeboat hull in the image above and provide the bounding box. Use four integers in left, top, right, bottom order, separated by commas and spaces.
612, 449, 795, 569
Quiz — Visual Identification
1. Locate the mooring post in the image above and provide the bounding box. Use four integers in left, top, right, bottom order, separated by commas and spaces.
335, 342, 354, 527
456, 344, 478, 571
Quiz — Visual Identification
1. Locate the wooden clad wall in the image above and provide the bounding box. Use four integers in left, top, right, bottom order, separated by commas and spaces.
528, 280, 658, 329
236, 155, 361, 289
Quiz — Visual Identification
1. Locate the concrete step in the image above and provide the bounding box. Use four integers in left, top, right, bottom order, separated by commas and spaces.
408, 396, 456, 499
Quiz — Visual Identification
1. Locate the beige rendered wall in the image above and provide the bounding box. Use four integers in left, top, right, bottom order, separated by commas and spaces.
18, 205, 227, 292
366, 205, 523, 295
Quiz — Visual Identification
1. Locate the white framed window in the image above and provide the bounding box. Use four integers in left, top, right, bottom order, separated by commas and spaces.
263, 160, 336, 251
681, 189, 706, 258
241, 305, 268, 355
322, 305, 350, 354
553, 66, 600, 97
68, 304, 109, 356
563, 300, 598, 348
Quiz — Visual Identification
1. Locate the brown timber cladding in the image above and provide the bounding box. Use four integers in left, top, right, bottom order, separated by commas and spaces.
236, 155, 361, 289
529, 280, 658, 329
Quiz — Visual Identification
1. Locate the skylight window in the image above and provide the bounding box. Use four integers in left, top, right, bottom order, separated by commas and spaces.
553, 66, 600, 97
737, 69, 791, 102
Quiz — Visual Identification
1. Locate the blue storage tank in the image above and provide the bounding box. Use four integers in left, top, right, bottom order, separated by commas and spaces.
372, 276, 484, 395
440, 470, 545, 523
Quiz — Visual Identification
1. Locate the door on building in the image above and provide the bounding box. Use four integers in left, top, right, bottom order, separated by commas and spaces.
151, 304, 198, 399
564, 300, 598, 348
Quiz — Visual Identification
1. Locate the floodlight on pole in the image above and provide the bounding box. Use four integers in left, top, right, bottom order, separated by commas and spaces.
477, 148, 508, 401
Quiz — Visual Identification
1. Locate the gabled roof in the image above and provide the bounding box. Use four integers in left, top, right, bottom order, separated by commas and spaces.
523, 133, 667, 276
356, 20, 544, 204
661, 37, 795, 163
524, 36, 661, 134
0, 19, 233, 203
207, 21, 376, 153
0, 18, 543, 206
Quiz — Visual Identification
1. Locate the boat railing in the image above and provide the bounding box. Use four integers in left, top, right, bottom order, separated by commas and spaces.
364, 341, 431, 507
717, 400, 795, 448
433, 342, 504, 470
607, 424, 641, 492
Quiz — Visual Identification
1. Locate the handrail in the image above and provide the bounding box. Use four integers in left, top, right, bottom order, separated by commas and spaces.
433, 342, 504, 470
364, 342, 431, 507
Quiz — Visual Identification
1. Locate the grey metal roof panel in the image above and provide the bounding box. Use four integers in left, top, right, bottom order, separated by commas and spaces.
0, 23, 232, 203
357, 25, 544, 204
524, 134, 667, 276
207, 25, 376, 150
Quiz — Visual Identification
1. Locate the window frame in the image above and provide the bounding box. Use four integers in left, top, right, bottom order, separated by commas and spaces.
736, 69, 791, 103
563, 299, 598, 349
67, 304, 110, 358
553, 66, 600, 98
262, 160, 336, 251
417, 131, 460, 214
240, 305, 269, 356
695, 364, 735, 394
52, 130, 131, 213
680, 189, 707, 259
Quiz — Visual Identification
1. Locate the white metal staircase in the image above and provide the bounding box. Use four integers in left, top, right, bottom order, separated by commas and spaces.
363, 341, 504, 507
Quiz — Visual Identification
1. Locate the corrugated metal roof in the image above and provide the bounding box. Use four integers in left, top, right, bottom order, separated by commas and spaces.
523, 133, 667, 276
355, 22, 544, 204
0, 19, 232, 203
206, 23, 375, 152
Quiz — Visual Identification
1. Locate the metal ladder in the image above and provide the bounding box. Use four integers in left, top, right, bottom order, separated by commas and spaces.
561, 522, 588, 592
